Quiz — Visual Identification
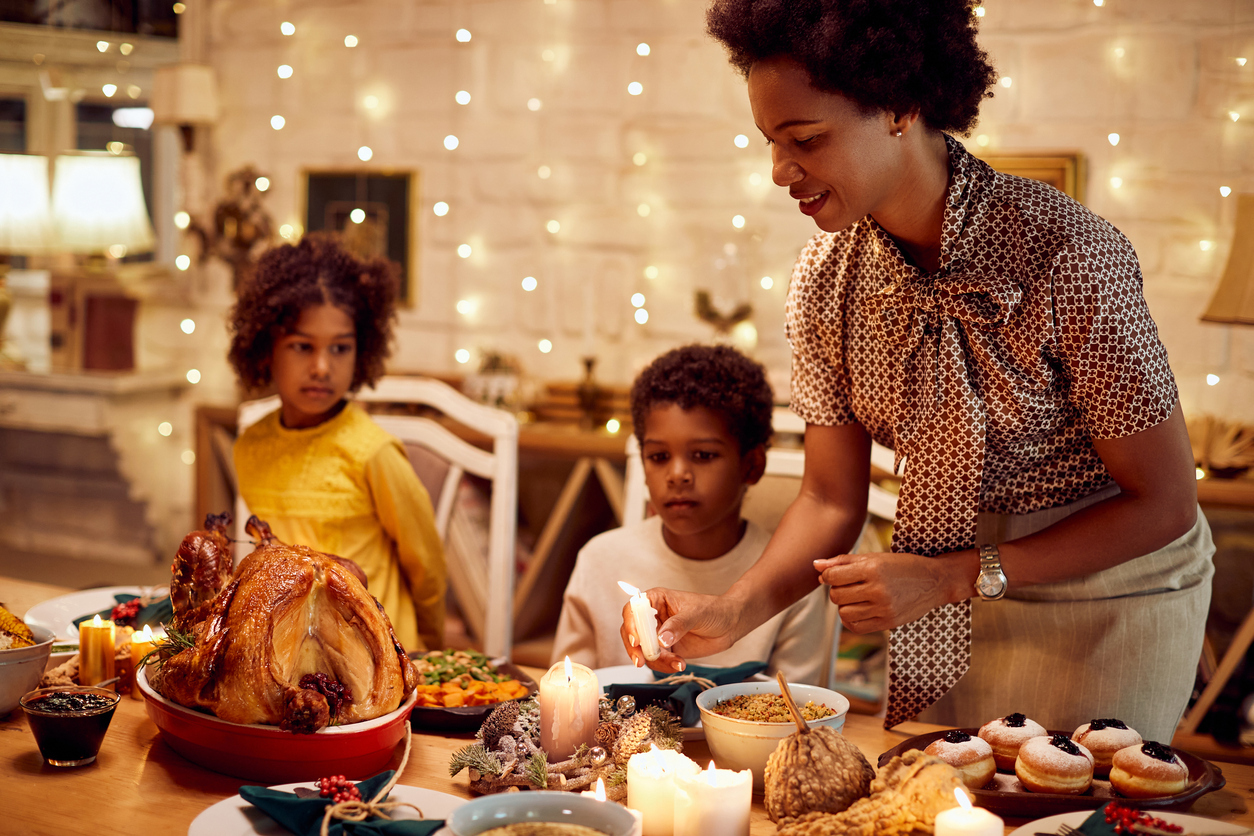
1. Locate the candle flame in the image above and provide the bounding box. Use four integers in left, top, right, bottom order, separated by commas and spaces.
593, 778, 606, 801
617, 580, 641, 597
707, 760, 717, 776
953, 787, 972, 810
138, 624, 154, 641
92, 614, 103, 627
564, 655, 573, 682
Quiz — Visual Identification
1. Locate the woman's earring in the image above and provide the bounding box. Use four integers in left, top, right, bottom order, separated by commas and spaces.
895, 129, 903, 137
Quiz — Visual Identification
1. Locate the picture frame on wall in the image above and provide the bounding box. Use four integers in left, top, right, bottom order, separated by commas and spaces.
302, 169, 418, 305
976, 152, 1085, 203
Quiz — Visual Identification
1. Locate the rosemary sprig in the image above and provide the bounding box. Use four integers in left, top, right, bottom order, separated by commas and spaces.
137, 623, 194, 670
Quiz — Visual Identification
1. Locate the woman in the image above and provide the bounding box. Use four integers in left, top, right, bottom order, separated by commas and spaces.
620, 0, 1213, 742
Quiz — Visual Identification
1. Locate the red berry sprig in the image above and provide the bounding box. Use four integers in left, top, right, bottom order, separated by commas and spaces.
316, 774, 362, 805
1102, 802, 1183, 834
110, 599, 142, 627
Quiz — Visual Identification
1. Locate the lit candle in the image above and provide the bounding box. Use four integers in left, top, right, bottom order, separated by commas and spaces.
626, 745, 701, 836
581, 777, 608, 800
78, 615, 116, 687
673, 761, 752, 836
934, 788, 1003, 836
617, 581, 661, 662
128, 625, 157, 700
539, 656, 601, 759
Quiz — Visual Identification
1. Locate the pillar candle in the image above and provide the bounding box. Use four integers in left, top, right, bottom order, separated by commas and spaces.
626, 746, 701, 836
539, 656, 601, 759
934, 788, 1002, 836
128, 625, 157, 700
673, 761, 751, 836
78, 615, 116, 687
617, 581, 661, 662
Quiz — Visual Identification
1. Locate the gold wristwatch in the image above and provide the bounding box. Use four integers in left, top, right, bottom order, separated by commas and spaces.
976, 544, 1007, 601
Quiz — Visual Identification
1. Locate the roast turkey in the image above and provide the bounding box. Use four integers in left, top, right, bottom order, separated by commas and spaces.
152, 514, 417, 733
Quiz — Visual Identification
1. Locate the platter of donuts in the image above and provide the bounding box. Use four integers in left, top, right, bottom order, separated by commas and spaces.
878, 713, 1226, 817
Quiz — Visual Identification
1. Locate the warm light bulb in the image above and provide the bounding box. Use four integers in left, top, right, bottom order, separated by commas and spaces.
180, 319, 196, 334
732, 214, 745, 228
102, 84, 117, 97
456, 28, 472, 42
635, 308, 649, 324
538, 165, 552, 179
1114, 47, 1125, 58
172, 1, 185, 12
280, 21, 295, 36
528, 97, 543, 111
120, 43, 133, 55
456, 299, 474, 315
627, 81, 643, 95
606, 418, 621, 433
254, 176, 270, 192
644, 265, 659, 279
97, 41, 109, 52
1200, 240, 1213, 251
344, 35, 358, 48
1000, 76, 1013, 87
158, 422, 173, 437
181, 449, 196, 465
1230, 111, 1241, 122
1110, 176, 1122, 188
350, 208, 366, 224
1107, 132, 1120, 146
277, 64, 293, 79
279, 224, 294, 238
1237, 58, 1248, 67
538, 339, 553, 353
433, 201, 450, 216
637, 43, 650, 56
633, 152, 647, 166
734, 134, 749, 148
1195, 467, 1206, 480
456, 90, 471, 105
108, 244, 127, 258
457, 244, 472, 258
976, 134, 990, 147
444, 134, 459, 150
637, 203, 651, 217
761, 276, 774, 289
974, 6, 985, 16
546, 219, 560, 233
542, 49, 555, 62
749, 172, 762, 185
358, 146, 373, 161
186, 369, 201, 384
364, 95, 379, 109
1207, 373, 1220, 385
1220, 186, 1232, 197
455, 349, 471, 364
631, 293, 645, 307
271, 114, 286, 130
1093, 0, 1104, 6
522, 276, 538, 291
174, 211, 190, 229
175, 254, 191, 270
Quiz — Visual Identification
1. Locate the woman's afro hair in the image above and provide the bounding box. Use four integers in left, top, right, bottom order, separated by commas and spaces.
706, 0, 998, 136
227, 232, 399, 392
630, 344, 774, 454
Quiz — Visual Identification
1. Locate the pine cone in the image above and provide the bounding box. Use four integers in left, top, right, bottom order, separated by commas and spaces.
480, 700, 521, 749
595, 721, 620, 749
613, 713, 652, 764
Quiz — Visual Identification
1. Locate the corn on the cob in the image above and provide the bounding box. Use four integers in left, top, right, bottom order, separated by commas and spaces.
0, 604, 34, 648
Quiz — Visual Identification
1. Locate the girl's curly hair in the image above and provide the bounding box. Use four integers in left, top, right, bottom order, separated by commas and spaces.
631, 344, 774, 454
706, 0, 997, 136
227, 233, 398, 392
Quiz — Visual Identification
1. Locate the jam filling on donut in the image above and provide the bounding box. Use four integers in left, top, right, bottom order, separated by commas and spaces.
944, 730, 973, 743
1089, 718, 1128, 731
1004, 712, 1027, 727
1049, 734, 1083, 756
1141, 741, 1176, 763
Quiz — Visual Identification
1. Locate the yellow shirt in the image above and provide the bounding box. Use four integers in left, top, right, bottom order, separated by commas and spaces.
234, 401, 446, 652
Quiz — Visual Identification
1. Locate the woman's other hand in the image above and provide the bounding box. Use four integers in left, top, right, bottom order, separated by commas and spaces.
620, 587, 742, 672
815, 550, 973, 633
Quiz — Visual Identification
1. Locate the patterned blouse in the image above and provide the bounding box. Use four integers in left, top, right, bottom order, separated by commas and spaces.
784, 134, 1178, 726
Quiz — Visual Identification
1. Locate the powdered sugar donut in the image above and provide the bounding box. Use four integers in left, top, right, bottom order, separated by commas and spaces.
926, 729, 996, 789
1109, 741, 1189, 798
978, 712, 1047, 771
1072, 718, 1142, 778
1015, 734, 1094, 794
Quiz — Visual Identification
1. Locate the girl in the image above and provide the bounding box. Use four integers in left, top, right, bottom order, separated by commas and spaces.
228, 233, 446, 652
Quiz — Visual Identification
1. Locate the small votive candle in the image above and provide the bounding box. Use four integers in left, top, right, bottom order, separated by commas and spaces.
673, 761, 752, 836
78, 615, 116, 687
626, 745, 701, 836
618, 581, 661, 662
934, 788, 1003, 836
128, 625, 157, 700
538, 656, 601, 759
581, 777, 607, 801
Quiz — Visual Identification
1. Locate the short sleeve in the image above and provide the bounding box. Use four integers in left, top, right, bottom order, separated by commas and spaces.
1050, 232, 1178, 439
786, 233, 858, 427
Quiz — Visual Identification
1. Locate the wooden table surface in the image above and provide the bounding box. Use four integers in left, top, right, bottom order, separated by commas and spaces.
4, 578, 1253, 836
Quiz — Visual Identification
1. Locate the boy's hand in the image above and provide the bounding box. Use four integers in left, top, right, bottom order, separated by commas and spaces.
620, 588, 742, 673
816, 551, 968, 633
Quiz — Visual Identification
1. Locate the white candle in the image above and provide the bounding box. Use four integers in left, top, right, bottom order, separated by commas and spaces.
673, 761, 751, 836
581, 777, 608, 800
626, 745, 701, 836
539, 656, 601, 759
618, 581, 661, 662
934, 788, 1002, 836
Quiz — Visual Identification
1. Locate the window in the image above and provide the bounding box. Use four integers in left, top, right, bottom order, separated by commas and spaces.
0, 97, 25, 153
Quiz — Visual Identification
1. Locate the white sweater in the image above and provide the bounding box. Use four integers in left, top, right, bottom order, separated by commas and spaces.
551, 517, 829, 685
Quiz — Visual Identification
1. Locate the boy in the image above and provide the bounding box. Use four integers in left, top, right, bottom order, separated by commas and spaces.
551, 344, 828, 684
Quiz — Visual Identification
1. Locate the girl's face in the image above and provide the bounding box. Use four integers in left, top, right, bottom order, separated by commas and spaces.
270, 302, 357, 429
748, 56, 904, 233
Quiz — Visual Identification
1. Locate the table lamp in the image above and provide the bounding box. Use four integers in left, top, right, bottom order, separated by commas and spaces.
0, 153, 55, 370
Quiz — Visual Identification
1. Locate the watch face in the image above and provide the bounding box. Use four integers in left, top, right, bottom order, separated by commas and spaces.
977, 572, 1005, 598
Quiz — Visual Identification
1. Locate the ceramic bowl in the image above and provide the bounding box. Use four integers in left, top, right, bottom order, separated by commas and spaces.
696, 680, 850, 790
137, 667, 417, 783
0, 625, 55, 716
448, 791, 641, 836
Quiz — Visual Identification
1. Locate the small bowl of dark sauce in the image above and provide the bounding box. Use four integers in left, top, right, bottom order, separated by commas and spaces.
20, 685, 121, 766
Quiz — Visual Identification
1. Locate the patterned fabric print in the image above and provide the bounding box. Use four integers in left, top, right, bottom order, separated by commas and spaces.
785, 135, 1178, 729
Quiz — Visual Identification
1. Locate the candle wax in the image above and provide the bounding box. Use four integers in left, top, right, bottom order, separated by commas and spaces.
538, 658, 601, 759
673, 764, 752, 836
934, 804, 1003, 836
630, 593, 662, 662
128, 629, 156, 700
78, 618, 116, 687
626, 748, 700, 836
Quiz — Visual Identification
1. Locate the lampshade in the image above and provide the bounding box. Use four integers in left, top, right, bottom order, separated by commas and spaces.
150, 63, 219, 125
0, 154, 55, 255
1202, 193, 1254, 326
51, 153, 155, 255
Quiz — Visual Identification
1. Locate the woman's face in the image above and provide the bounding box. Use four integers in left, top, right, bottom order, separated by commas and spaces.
748, 56, 902, 233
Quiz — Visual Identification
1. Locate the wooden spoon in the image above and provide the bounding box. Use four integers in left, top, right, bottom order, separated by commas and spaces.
776, 670, 809, 735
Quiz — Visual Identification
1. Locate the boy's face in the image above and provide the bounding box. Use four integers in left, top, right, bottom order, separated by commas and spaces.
270, 302, 357, 429
640, 403, 764, 558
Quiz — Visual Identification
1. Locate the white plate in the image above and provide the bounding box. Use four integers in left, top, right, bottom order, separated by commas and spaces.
188, 783, 466, 836
23, 586, 142, 641
593, 664, 707, 740
1008, 810, 1252, 836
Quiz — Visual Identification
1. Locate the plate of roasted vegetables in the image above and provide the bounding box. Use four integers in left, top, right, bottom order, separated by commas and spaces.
407, 649, 537, 732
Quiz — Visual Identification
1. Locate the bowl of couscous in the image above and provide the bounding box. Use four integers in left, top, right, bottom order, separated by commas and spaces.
696, 680, 850, 791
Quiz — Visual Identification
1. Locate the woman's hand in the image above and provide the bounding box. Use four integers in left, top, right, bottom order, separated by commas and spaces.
620, 588, 744, 672
816, 551, 970, 633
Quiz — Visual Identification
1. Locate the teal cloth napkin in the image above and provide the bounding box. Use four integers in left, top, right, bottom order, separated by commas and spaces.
239, 771, 446, 836
73, 593, 174, 632
604, 661, 768, 727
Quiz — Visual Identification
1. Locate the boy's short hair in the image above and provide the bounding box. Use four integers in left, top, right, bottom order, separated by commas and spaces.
227, 233, 398, 392
630, 344, 774, 453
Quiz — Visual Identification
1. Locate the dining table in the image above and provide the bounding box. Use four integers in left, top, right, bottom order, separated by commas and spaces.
3, 575, 1252, 836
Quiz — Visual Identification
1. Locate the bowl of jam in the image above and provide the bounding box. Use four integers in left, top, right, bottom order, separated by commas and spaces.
20, 685, 121, 766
